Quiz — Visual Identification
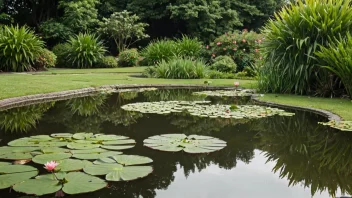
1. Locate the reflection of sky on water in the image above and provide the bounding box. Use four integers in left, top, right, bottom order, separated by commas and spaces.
156, 150, 331, 198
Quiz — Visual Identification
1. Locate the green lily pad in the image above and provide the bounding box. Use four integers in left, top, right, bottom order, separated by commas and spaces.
0, 162, 11, 167
40, 147, 70, 154
95, 155, 153, 166
84, 163, 153, 181
319, 120, 352, 132
0, 165, 38, 189
13, 172, 106, 195
55, 159, 92, 172
67, 143, 100, 150
101, 145, 135, 150
192, 90, 252, 97
51, 133, 73, 138
72, 151, 122, 160
32, 153, 72, 164
144, 134, 227, 153
8, 138, 68, 147
0, 152, 33, 160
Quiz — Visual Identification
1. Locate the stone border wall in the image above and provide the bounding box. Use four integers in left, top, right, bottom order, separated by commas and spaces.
0, 84, 342, 121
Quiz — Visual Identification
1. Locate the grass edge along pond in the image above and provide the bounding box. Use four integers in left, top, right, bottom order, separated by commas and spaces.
0, 68, 351, 121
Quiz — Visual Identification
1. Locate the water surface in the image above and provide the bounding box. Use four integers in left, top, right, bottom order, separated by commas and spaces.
0, 89, 351, 198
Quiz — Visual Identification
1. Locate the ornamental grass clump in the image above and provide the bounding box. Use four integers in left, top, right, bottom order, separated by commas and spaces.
316, 33, 352, 98
259, 0, 352, 95
149, 57, 208, 79
0, 25, 44, 72
66, 33, 106, 68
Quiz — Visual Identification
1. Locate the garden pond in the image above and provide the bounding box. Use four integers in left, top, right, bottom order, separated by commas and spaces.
0, 89, 351, 198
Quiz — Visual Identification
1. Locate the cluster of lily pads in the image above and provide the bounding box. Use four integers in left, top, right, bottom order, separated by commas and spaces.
0, 132, 227, 196
319, 120, 352, 131
192, 90, 252, 97
0, 133, 153, 195
121, 101, 295, 119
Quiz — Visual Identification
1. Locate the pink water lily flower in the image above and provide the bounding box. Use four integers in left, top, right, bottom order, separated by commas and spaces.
217, 42, 221, 46
234, 82, 239, 87
44, 161, 59, 171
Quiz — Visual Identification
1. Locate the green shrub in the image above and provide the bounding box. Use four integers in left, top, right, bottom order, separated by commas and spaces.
242, 67, 256, 77
149, 58, 208, 79
141, 40, 177, 65
316, 34, 352, 98
211, 55, 237, 73
34, 48, 57, 70
118, 49, 139, 67
52, 43, 70, 67
206, 30, 262, 71
208, 70, 236, 79
40, 19, 73, 44
259, 0, 352, 95
176, 35, 202, 58
0, 25, 44, 72
142, 36, 202, 65
66, 33, 106, 68
96, 56, 118, 68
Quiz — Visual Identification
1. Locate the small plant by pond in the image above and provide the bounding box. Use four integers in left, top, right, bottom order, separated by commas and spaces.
121, 101, 295, 119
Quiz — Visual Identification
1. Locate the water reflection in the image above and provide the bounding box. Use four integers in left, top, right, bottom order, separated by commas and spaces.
0, 90, 351, 198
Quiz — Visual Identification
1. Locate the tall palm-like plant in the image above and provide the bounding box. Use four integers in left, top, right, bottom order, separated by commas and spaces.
316, 33, 352, 98
0, 25, 44, 72
66, 33, 106, 68
259, 0, 352, 95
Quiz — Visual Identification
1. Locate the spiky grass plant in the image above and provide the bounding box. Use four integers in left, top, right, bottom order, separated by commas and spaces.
316, 33, 352, 98
66, 33, 106, 68
0, 25, 44, 72
259, 0, 352, 95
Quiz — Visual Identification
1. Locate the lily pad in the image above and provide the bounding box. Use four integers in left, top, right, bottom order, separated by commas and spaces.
32, 153, 72, 164
144, 134, 227, 153
55, 159, 92, 172
51, 133, 73, 138
0, 165, 38, 189
13, 172, 106, 195
84, 163, 153, 182
72, 151, 122, 160
95, 155, 153, 166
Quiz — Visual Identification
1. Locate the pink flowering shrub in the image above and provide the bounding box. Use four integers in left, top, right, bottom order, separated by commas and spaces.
204, 30, 263, 71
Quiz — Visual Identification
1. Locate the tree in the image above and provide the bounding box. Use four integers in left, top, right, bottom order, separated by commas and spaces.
59, 0, 99, 33
98, 10, 149, 52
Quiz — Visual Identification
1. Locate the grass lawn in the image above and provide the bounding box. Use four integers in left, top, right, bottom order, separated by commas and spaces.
259, 94, 352, 120
0, 68, 257, 99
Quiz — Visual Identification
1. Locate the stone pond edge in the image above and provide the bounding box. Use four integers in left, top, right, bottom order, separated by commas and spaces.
0, 84, 342, 121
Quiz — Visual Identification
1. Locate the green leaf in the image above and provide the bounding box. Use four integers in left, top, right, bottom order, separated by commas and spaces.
84, 163, 153, 181
72, 151, 122, 160
55, 159, 92, 172
101, 155, 153, 166
0, 164, 37, 174
62, 172, 107, 194
13, 178, 61, 196
0, 171, 38, 189
143, 134, 227, 153
32, 153, 72, 164
101, 145, 135, 150
67, 143, 100, 150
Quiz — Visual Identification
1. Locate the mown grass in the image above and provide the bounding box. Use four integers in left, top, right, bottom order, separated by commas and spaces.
259, 94, 352, 120
0, 70, 257, 99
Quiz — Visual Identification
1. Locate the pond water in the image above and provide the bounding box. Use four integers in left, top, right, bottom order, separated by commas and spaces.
0, 89, 351, 198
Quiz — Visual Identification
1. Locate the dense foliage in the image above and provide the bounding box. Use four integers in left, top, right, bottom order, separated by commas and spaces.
211, 56, 237, 73
66, 33, 106, 68
96, 56, 118, 68
142, 37, 202, 65
206, 30, 262, 71
118, 49, 139, 67
316, 34, 352, 98
0, 25, 44, 72
52, 43, 70, 67
259, 0, 352, 95
146, 58, 208, 79
34, 48, 57, 70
